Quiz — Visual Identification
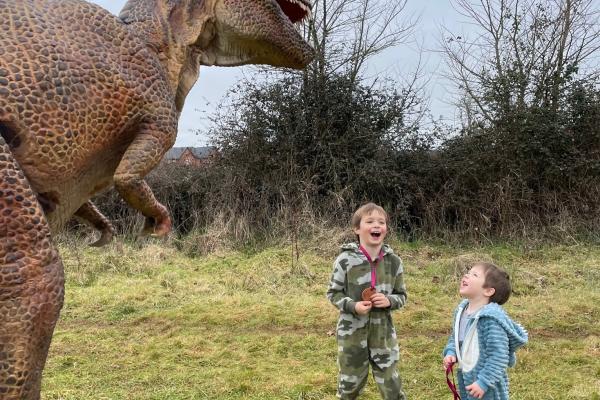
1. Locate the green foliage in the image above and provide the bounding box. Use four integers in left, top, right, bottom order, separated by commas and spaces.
210, 72, 426, 220
423, 81, 600, 238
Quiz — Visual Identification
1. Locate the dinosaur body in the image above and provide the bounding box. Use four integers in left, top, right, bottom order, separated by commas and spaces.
2, 0, 177, 234
0, 0, 312, 397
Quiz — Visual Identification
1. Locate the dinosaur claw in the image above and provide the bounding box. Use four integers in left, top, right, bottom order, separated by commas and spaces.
89, 230, 114, 247
142, 216, 172, 237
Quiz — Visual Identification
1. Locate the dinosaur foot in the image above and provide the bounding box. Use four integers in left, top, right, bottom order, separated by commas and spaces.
89, 230, 114, 247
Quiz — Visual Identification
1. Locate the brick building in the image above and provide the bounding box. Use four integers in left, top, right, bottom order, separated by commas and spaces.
162, 146, 215, 167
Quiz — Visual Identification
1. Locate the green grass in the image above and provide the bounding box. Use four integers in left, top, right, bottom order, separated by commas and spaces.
42, 239, 600, 399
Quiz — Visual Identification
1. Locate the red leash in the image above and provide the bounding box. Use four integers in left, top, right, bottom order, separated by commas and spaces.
445, 362, 461, 400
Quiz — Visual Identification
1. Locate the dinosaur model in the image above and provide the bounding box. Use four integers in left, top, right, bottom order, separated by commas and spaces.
0, 0, 313, 398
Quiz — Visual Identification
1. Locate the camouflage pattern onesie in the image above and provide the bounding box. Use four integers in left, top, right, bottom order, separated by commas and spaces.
327, 243, 408, 400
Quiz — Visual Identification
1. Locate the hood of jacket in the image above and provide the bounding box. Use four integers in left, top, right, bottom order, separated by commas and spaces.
460, 300, 528, 355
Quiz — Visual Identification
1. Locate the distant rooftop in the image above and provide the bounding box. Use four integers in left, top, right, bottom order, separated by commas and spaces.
163, 146, 215, 160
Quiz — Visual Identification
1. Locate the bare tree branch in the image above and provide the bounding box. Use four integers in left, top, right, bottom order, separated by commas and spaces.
304, 0, 417, 83
441, 0, 600, 124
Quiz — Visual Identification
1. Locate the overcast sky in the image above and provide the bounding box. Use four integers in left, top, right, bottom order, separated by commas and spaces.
88, 0, 466, 147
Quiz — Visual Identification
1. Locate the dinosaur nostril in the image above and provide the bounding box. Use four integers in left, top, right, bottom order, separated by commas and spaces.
0, 122, 22, 150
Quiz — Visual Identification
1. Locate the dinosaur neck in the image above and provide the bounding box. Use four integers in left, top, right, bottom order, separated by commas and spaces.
119, 0, 202, 112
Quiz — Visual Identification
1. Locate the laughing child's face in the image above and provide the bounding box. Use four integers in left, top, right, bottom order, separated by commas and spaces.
354, 210, 387, 248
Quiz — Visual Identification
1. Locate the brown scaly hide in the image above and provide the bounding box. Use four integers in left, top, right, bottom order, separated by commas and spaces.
0, 0, 178, 236
0, 135, 64, 399
0, 0, 312, 397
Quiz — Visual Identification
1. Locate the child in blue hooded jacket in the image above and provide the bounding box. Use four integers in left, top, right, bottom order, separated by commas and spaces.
442, 262, 528, 400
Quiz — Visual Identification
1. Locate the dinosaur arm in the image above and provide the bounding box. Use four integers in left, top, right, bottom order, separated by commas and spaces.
74, 201, 116, 247
113, 119, 176, 237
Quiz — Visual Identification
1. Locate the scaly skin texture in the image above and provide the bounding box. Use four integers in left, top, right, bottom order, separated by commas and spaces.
0, 136, 64, 400
0, 0, 313, 398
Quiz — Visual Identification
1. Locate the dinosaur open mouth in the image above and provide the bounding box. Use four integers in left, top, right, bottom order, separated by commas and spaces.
275, 0, 311, 23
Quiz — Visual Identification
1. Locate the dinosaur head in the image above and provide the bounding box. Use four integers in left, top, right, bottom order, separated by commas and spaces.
121, 0, 313, 108
202, 0, 314, 68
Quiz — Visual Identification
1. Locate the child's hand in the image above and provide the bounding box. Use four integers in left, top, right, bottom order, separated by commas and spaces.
442, 355, 457, 370
465, 382, 485, 398
370, 293, 391, 308
354, 301, 372, 315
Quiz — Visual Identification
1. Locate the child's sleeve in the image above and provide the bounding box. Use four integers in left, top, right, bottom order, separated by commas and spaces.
474, 318, 510, 393
442, 326, 457, 358
387, 256, 407, 310
443, 304, 460, 357
326, 255, 357, 314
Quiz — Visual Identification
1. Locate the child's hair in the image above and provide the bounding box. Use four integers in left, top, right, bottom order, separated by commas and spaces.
351, 202, 389, 231
476, 262, 511, 305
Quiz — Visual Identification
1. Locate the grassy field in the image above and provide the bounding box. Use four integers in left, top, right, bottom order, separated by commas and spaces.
42, 236, 600, 399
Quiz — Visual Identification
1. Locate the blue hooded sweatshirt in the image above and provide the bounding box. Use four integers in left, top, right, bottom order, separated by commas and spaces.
443, 300, 528, 400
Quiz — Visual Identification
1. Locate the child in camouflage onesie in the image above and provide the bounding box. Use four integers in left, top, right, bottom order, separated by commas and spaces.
327, 203, 407, 400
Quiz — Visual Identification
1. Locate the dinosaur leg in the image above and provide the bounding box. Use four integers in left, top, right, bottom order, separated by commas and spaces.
0, 138, 65, 400
74, 201, 115, 247
113, 131, 173, 237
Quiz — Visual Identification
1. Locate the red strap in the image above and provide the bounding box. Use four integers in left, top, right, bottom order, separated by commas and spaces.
358, 245, 384, 289
445, 362, 461, 400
